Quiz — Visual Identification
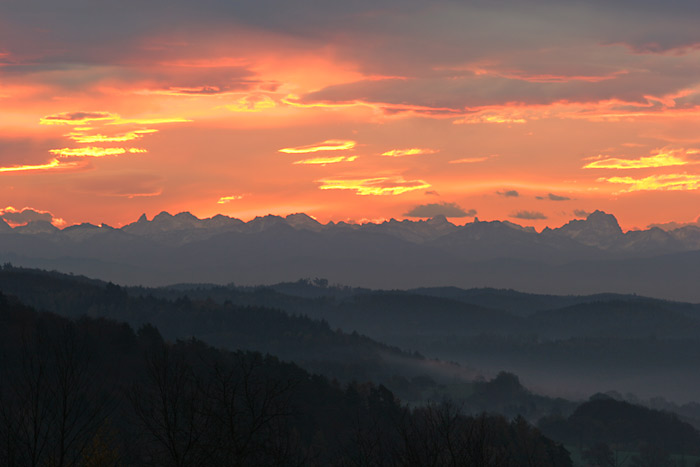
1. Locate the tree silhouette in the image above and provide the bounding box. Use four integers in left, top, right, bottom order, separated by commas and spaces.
0, 320, 114, 467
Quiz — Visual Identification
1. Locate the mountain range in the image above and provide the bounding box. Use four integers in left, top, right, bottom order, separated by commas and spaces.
2, 210, 700, 301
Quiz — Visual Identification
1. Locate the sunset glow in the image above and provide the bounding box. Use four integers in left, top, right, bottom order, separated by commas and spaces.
318, 177, 432, 196
279, 141, 357, 154
2, 1, 700, 229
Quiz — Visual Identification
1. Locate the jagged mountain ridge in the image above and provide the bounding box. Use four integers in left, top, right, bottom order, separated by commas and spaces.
2, 210, 700, 300
4, 209, 700, 252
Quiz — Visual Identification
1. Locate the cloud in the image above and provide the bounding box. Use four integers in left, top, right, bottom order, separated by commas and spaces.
510, 210, 547, 220
454, 112, 527, 125
497, 190, 520, 197
13, 111, 182, 173
574, 209, 590, 218
226, 94, 276, 112
536, 193, 571, 201
0, 159, 81, 173
6, 1, 700, 118
404, 202, 475, 218
583, 148, 700, 169
0, 206, 59, 227
107, 117, 190, 126
40, 111, 116, 126
425, 190, 440, 196
317, 176, 431, 195
0, 147, 147, 173
218, 195, 245, 203
293, 156, 357, 165
48, 147, 146, 158
600, 173, 700, 192
279, 140, 356, 154
67, 129, 158, 143
39, 112, 192, 128
449, 156, 490, 164
466, 64, 629, 84
381, 148, 439, 157
149, 85, 236, 96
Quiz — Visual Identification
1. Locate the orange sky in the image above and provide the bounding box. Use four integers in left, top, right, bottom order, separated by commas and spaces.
2, 1, 700, 230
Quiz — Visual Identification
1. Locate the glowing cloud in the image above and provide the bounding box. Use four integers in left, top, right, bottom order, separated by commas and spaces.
317, 176, 431, 196
0, 206, 56, 226
159, 57, 250, 68
149, 86, 228, 96
41, 110, 190, 127
449, 156, 491, 164
40, 111, 116, 126
218, 195, 244, 204
293, 156, 357, 165
601, 174, 700, 192
584, 148, 700, 169
67, 129, 158, 143
226, 95, 276, 112
0, 159, 68, 173
48, 147, 146, 158
381, 148, 439, 157
465, 65, 628, 83
107, 117, 190, 126
279, 140, 356, 154
454, 112, 527, 124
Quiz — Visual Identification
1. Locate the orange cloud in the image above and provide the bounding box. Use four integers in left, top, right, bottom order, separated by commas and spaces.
317, 176, 431, 195
226, 95, 276, 112
0, 159, 80, 173
40, 111, 116, 126
465, 64, 629, 84
293, 156, 357, 165
279, 140, 356, 154
217, 195, 245, 204
449, 156, 492, 164
601, 173, 700, 192
283, 95, 462, 117
584, 148, 700, 169
107, 117, 190, 126
67, 129, 158, 143
159, 57, 250, 68
381, 148, 439, 157
41, 111, 190, 128
454, 112, 527, 124
48, 147, 147, 158
0, 206, 64, 227
145, 86, 229, 96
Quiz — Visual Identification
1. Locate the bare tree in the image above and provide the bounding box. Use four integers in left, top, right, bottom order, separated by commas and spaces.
0, 321, 114, 467
128, 343, 209, 467
129, 345, 302, 467
202, 352, 302, 466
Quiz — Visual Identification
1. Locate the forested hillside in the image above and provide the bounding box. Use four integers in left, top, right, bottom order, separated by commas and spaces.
0, 290, 573, 466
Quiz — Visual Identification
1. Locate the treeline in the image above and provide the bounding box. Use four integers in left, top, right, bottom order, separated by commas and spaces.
539, 396, 700, 463
0, 266, 425, 384
0, 292, 572, 466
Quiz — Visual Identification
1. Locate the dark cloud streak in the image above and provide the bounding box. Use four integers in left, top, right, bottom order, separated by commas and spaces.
510, 210, 547, 220
404, 202, 475, 218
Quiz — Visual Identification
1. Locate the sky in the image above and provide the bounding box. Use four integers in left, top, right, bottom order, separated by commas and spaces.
2, 1, 700, 230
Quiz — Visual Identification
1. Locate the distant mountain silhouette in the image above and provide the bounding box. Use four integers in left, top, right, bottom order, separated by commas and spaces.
2, 210, 700, 300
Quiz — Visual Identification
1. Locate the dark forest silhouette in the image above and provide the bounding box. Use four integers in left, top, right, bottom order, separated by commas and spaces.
0, 292, 573, 466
